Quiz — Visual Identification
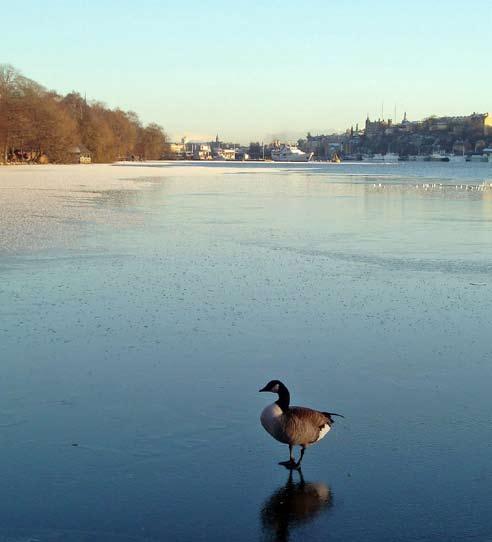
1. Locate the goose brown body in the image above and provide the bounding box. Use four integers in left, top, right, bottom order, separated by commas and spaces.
261, 404, 333, 446
282, 407, 334, 446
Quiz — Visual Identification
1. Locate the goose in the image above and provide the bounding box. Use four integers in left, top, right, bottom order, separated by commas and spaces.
259, 380, 342, 468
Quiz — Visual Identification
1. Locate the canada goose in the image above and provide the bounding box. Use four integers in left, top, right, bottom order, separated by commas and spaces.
259, 380, 342, 468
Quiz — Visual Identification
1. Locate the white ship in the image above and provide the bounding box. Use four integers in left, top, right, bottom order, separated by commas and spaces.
482, 148, 492, 162
271, 145, 313, 162
363, 152, 399, 163
447, 154, 464, 163
426, 152, 450, 162
466, 153, 488, 162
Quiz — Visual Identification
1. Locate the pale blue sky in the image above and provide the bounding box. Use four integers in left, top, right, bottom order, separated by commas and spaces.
3, 0, 491, 143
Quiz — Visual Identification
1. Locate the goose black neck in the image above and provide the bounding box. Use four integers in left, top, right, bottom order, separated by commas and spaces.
275, 384, 290, 412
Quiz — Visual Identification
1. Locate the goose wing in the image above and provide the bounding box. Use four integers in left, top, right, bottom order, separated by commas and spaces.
284, 407, 333, 445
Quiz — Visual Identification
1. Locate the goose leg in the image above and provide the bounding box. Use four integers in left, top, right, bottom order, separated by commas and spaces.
295, 446, 306, 467
279, 445, 297, 468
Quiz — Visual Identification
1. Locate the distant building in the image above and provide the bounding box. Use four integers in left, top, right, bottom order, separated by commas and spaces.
216, 148, 236, 160
68, 145, 92, 164
452, 140, 468, 155
235, 148, 250, 161
300, 110, 492, 161
364, 116, 390, 138
399, 112, 415, 132
211, 134, 240, 160
425, 112, 492, 136
429, 119, 450, 132
299, 133, 344, 159
168, 140, 186, 159
184, 142, 212, 160
475, 113, 492, 135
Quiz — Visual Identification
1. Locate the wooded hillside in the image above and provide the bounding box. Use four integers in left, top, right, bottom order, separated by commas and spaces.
0, 64, 168, 163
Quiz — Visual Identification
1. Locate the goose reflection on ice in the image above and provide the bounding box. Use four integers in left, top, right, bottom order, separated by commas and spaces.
260, 469, 332, 542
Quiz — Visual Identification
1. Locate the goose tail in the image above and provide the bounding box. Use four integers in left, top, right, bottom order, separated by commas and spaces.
322, 411, 344, 421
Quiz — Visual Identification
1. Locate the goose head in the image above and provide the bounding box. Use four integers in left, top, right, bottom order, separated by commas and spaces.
259, 380, 287, 394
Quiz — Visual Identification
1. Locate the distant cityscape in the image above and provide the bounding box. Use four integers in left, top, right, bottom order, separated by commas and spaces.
2, 63, 491, 165
168, 112, 492, 163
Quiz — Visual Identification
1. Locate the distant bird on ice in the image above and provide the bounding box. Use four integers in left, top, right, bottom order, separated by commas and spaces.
259, 380, 342, 468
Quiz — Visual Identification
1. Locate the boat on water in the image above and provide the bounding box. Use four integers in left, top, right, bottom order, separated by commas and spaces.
363, 152, 399, 163
405, 153, 464, 162
384, 152, 399, 163
342, 154, 362, 161
425, 152, 450, 162
482, 149, 492, 162
447, 154, 465, 163
271, 145, 313, 162
466, 153, 488, 162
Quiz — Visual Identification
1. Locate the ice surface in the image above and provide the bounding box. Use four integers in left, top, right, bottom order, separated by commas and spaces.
1, 161, 492, 541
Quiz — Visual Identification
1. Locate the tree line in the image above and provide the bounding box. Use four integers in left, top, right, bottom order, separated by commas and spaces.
0, 64, 168, 164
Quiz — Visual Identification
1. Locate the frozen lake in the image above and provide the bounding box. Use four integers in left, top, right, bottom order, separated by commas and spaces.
1, 161, 492, 541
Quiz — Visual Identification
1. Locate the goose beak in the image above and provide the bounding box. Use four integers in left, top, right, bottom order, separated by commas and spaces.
259, 386, 267, 392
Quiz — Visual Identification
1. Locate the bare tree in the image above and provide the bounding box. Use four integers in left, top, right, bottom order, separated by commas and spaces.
136, 123, 168, 160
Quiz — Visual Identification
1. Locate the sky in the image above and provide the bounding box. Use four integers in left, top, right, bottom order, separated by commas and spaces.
3, 0, 492, 143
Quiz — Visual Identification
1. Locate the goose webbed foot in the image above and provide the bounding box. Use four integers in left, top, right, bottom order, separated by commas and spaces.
279, 446, 306, 469
278, 459, 301, 470
278, 445, 298, 469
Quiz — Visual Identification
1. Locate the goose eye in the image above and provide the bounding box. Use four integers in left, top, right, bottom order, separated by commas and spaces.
272, 384, 279, 392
